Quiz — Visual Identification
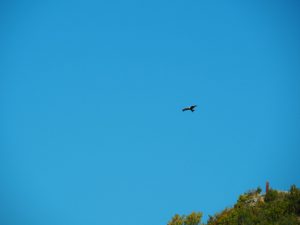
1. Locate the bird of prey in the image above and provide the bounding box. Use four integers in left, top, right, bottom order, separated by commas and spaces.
182, 105, 197, 112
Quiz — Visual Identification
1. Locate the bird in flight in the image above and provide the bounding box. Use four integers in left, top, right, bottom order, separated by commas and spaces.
182, 105, 197, 112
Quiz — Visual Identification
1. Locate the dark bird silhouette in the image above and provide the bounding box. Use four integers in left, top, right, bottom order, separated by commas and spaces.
182, 105, 197, 112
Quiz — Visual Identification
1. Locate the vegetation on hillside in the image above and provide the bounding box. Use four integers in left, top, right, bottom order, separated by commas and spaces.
167, 185, 300, 225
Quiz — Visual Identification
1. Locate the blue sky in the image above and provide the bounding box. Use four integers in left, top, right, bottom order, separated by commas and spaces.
1, 0, 300, 224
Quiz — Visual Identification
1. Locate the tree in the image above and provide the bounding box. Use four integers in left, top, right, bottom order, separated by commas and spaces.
264, 189, 279, 203
184, 212, 202, 225
288, 184, 300, 215
256, 187, 262, 194
168, 212, 202, 225
168, 214, 184, 225
167, 184, 300, 225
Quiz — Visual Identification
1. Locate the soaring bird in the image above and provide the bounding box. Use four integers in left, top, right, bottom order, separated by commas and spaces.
182, 105, 197, 112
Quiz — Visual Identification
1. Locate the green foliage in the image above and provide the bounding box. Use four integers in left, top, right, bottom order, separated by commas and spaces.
288, 185, 300, 215
168, 214, 184, 225
264, 189, 279, 203
256, 187, 262, 194
168, 212, 202, 225
184, 212, 203, 225
168, 185, 300, 225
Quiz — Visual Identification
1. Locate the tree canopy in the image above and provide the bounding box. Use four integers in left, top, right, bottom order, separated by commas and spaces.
167, 184, 300, 225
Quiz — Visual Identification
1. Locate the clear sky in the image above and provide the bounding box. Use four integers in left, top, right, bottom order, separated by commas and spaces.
1, 0, 300, 224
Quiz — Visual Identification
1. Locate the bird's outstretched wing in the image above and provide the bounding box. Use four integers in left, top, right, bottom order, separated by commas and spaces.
182, 105, 197, 112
